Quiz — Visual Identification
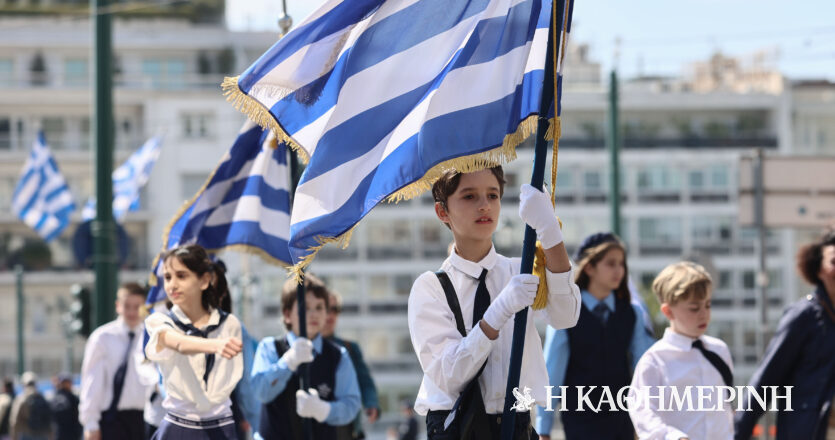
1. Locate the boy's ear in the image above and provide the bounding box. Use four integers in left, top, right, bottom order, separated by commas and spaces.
660, 303, 673, 321
434, 202, 449, 224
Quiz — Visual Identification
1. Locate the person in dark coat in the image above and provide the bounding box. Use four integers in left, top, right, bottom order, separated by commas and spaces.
736, 231, 835, 440
50, 374, 81, 440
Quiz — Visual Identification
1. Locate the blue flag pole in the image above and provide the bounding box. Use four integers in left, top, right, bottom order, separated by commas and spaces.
289, 149, 313, 440
500, 0, 562, 438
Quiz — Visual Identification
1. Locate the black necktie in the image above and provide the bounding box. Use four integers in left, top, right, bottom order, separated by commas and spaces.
692, 339, 733, 388
473, 269, 490, 326
108, 330, 135, 413
592, 302, 609, 325
169, 311, 228, 387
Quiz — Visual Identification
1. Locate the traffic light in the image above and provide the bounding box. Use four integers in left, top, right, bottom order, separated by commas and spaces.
69, 284, 92, 338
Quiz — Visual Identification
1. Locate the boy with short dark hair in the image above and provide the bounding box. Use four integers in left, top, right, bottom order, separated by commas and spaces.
408, 167, 581, 439
251, 274, 361, 440
628, 262, 734, 440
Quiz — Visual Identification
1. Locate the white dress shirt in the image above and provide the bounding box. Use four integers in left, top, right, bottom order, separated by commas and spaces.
628, 328, 735, 440
408, 245, 581, 415
79, 317, 147, 431
144, 306, 244, 421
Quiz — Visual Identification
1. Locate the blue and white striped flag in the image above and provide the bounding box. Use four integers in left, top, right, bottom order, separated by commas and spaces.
147, 121, 291, 304
82, 136, 163, 222
224, 0, 564, 273
12, 132, 76, 242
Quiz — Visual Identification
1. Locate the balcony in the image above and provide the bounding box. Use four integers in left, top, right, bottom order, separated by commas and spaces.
0, 72, 227, 91
557, 136, 778, 150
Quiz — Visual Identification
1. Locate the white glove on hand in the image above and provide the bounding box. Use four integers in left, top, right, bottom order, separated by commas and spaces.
518, 184, 563, 249
280, 338, 314, 372
296, 388, 331, 423
481, 274, 539, 331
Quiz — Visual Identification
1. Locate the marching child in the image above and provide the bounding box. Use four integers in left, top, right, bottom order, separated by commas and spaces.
408, 167, 581, 439
144, 244, 244, 439
628, 262, 734, 440
251, 274, 361, 440
536, 232, 656, 439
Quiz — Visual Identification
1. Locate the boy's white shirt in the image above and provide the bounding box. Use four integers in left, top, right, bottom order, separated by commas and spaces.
628, 328, 734, 440
408, 244, 581, 415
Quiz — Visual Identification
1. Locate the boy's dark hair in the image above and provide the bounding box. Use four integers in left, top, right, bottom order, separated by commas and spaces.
163, 244, 229, 312
796, 231, 835, 286
118, 282, 147, 301
431, 166, 506, 209
281, 273, 330, 324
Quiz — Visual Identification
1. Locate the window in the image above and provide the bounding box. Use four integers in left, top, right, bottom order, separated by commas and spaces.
181, 174, 207, 199
0, 58, 12, 86
691, 217, 733, 242
583, 170, 602, 192
0, 118, 10, 150
688, 170, 704, 189
742, 270, 756, 289
0, 177, 16, 208
181, 113, 215, 139
710, 165, 729, 188
718, 270, 732, 289
42, 117, 66, 148
637, 166, 681, 191
142, 59, 186, 89
638, 217, 682, 244
556, 169, 574, 191
64, 58, 88, 87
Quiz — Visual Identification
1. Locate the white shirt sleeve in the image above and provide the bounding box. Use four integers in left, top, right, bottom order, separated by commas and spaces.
628, 355, 689, 440
407, 272, 496, 396
144, 312, 177, 362
204, 314, 244, 405
79, 329, 106, 432
539, 266, 581, 330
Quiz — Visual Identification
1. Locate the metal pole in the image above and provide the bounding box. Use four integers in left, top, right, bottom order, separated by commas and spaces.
15, 265, 24, 376
92, 0, 118, 328
289, 145, 312, 440
753, 147, 770, 439
501, 1, 560, 438
607, 70, 621, 236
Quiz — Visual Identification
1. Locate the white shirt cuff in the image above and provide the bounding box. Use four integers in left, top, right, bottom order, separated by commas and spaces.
545, 265, 575, 294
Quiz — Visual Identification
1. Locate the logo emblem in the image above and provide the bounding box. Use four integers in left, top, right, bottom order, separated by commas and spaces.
511, 386, 535, 411
316, 383, 332, 399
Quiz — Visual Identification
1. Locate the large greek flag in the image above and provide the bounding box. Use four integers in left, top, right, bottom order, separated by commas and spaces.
12, 132, 76, 242
82, 136, 163, 222
224, 0, 563, 272
147, 122, 291, 304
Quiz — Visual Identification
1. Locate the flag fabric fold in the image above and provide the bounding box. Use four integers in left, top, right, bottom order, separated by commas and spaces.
146, 122, 292, 304
224, 0, 556, 274
82, 136, 163, 222
12, 132, 76, 242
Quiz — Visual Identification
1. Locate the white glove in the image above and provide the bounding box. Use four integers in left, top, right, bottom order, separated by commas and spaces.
481, 274, 539, 331
280, 338, 314, 372
296, 388, 331, 423
518, 184, 563, 249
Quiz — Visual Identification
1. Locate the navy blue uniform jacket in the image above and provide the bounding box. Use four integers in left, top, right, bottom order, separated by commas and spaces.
736, 285, 835, 440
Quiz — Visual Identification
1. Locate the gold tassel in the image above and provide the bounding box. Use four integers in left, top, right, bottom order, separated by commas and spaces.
532, 241, 548, 310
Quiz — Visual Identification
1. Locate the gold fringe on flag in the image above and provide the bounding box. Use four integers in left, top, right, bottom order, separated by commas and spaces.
222, 76, 310, 164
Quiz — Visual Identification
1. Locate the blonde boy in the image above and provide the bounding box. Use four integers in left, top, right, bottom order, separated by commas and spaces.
628, 262, 734, 440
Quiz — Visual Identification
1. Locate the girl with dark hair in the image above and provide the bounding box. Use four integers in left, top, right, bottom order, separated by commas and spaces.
536, 232, 655, 440
144, 244, 244, 439
736, 231, 835, 440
